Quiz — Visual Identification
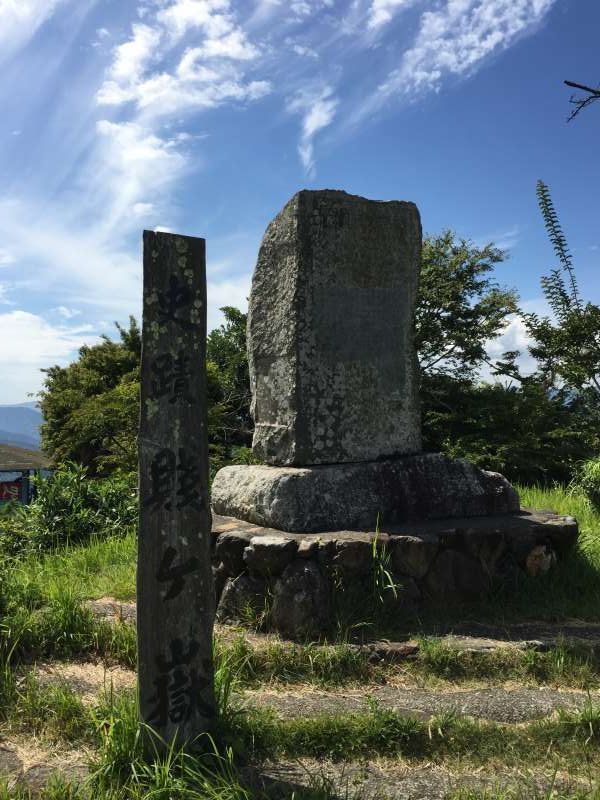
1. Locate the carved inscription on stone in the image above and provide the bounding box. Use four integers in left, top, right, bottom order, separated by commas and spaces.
138, 231, 215, 748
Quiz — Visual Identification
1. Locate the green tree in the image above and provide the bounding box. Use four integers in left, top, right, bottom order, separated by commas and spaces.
39, 311, 251, 476
422, 375, 597, 484
39, 318, 141, 474
416, 231, 519, 381
206, 306, 252, 450
525, 181, 600, 398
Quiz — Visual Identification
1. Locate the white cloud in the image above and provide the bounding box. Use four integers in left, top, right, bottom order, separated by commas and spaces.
94, 120, 189, 232
291, 1, 311, 15
0, 248, 15, 266
0, 0, 68, 65
383, 0, 556, 98
157, 0, 232, 41
0, 196, 140, 314
52, 306, 81, 319
482, 298, 552, 381
207, 277, 251, 330
108, 23, 160, 84
0, 310, 98, 403
286, 38, 319, 58
193, 29, 259, 60
474, 225, 521, 253
367, 0, 419, 29
97, 0, 269, 116
288, 85, 338, 175
133, 202, 156, 216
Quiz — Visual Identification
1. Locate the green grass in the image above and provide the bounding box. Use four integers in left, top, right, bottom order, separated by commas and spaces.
0, 589, 137, 667
2, 669, 600, 797
6, 532, 137, 605
0, 484, 598, 800
449, 786, 600, 800
214, 636, 384, 689
412, 637, 600, 689
6, 668, 600, 773
229, 701, 600, 767
478, 485, 600, 622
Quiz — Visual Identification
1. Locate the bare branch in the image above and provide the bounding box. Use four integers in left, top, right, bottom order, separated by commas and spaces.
564, 79, 600, 122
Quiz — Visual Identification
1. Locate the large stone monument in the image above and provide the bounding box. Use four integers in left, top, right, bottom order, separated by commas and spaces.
250, 189, 421, 465
212, 190, 519, 532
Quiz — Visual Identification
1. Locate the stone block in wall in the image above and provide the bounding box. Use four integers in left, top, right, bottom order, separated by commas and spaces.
214, 531, 254, 577
425, 550, 489, 602
216, 575, 270, 623
243, 535, 298, 577
272, 561, 331, 639
390, 535, 439, 580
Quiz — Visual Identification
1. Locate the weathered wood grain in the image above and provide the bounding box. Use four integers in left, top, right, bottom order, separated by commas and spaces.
138, 230, 215, 748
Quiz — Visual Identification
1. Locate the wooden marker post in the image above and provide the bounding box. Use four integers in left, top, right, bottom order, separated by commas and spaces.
138, 230, 215, 748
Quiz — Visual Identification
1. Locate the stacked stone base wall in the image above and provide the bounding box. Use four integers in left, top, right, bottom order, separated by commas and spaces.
211, 510, 578, 640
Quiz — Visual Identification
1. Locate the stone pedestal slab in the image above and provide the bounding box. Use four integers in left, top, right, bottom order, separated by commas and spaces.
211, 453, 519, 533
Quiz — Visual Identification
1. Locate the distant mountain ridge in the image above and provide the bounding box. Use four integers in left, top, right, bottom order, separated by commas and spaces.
0, 404, 42, 450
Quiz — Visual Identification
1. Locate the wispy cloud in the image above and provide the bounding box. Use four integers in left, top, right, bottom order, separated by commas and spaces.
0, 249, 15, 266
93, 120, 190, 234
367, 0, 420, 30
0, 196, 140, 313
0, 0, 70, 65
475, 225, 522, 253
288, 85, 338, 176
0, 0, 562, 403
351, 0, 556, 123
52, 306, 82, 319
0, 310, 98, 403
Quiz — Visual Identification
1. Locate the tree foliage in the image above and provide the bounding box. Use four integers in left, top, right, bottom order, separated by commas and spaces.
39, 311, 252, 476
39, 318, 141, 475
206, 306, 252, 450
416, 231, 518, 380
525, 181, 600, 397
422, 374, 598, 485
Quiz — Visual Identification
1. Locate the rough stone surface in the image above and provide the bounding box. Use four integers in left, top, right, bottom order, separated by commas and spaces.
208, 509, 579, 636
215, 530, 254, 576
243, 535, 298, 577
248, 189, 422, 466
215, 575, 269, 623
332, 538, 376, 576
212, 453, 519, 532
212, 562, 228, 606
271, 561, 331, 639
425, 549, 489, 601
525, 543, 557, 576
391, 535, 439, 580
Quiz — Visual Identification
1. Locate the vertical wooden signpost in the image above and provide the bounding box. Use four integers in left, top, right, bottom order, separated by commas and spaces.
138, 230, 215, 748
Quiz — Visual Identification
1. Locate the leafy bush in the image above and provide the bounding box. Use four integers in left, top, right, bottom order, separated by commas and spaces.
11, 463, 138, 553
573, 457, 600, 509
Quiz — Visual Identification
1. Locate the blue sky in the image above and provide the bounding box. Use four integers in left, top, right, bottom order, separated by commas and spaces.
0, 0, 598, 403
